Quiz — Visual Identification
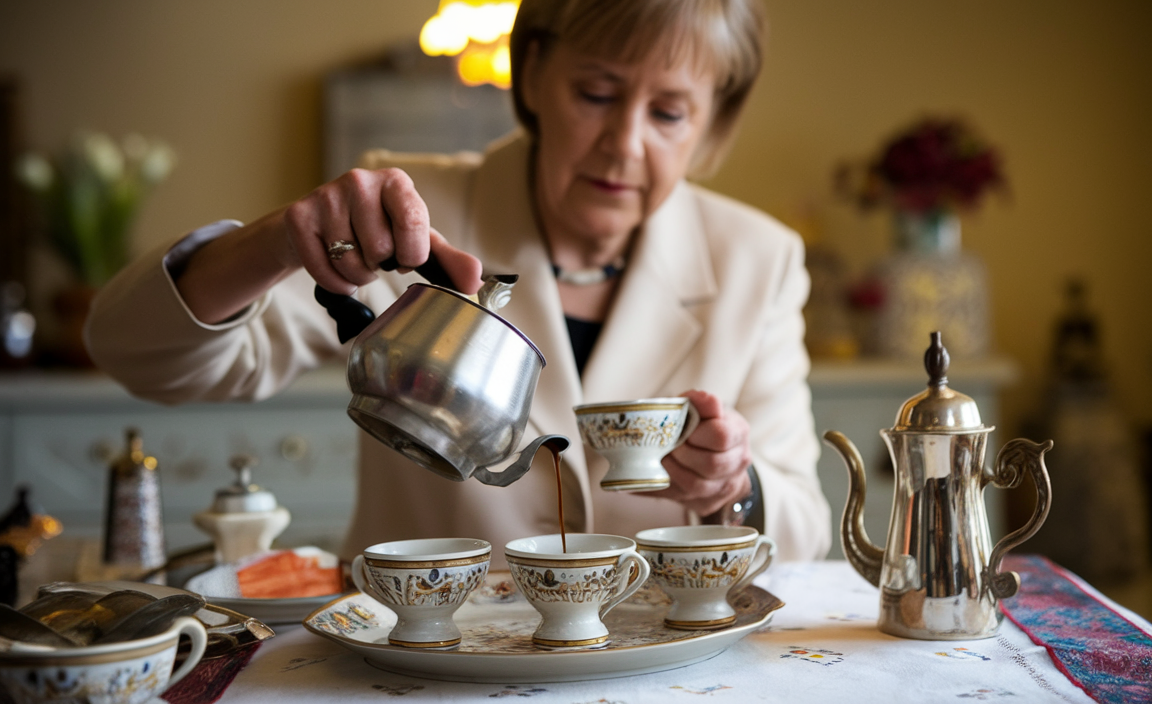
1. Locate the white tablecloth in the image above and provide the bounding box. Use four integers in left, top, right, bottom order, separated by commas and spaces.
218, 561, 1122, 703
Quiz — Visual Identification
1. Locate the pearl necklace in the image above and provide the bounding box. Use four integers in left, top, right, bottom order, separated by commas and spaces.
550, 257, 626, 285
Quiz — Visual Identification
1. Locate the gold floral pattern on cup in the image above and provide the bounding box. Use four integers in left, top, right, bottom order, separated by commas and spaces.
636, 526, 775, 631
352, 538, 491, 649
574, 398, 699, 493
505, 534, 650, 649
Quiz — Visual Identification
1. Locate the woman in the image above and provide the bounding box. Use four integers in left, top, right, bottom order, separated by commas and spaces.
86, 0, 831, 565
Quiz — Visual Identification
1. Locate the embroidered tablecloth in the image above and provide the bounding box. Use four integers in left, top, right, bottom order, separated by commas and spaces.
215, 560, 1150, 704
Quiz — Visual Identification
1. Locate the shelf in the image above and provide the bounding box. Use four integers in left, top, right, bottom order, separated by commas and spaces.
809, 356, 1019, 392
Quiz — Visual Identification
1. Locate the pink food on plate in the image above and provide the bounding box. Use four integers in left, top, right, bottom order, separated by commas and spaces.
237, 550, 343, 598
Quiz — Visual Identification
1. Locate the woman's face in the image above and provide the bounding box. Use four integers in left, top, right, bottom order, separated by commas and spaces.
522, 41, 716, 252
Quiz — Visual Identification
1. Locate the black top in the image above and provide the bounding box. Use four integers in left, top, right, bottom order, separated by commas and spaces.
565, 315, 603, 378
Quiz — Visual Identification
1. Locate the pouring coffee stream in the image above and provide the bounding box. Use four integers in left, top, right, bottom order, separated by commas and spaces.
314, 253, 569, 488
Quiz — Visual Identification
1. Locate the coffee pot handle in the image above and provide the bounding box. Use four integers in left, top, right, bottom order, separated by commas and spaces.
314, 254, 457, 344
472, 435, 570, 487
984, 438, 1054, 599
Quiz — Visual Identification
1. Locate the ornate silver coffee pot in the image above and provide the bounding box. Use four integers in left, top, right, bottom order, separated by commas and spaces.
823, 332, 1053, 640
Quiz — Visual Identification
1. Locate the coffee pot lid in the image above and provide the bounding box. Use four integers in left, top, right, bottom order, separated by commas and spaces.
893, 332, 986, 432
211, 454, 279, 513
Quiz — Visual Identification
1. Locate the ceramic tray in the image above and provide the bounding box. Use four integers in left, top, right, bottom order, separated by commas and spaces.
303, 573, 783, 683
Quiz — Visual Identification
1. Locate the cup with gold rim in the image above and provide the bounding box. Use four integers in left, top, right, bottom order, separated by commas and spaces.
574, 397, 700, 493
351, 537, 491, 650
635, 525, 775, 630
505, 533, 650, 650
0, 616, 207, 704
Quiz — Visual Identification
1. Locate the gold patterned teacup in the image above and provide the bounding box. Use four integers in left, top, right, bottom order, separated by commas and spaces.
0, 616, 207, 704
635, 525, 775, 630
505, 534, 650, 650
351, 538, 490, 649
574, 397, 700, 492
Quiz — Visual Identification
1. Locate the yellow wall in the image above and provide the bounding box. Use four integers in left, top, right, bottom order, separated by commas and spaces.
2, 0, 1150, 435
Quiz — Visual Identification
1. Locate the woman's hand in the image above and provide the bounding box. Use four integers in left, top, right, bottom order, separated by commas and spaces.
176, 167, 483, 325
284, 167, 483, 297
651, 390, 753, 517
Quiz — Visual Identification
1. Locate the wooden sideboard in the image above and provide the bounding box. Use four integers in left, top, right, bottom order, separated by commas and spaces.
0, 358, 1017, 559
0, 367, 359, 555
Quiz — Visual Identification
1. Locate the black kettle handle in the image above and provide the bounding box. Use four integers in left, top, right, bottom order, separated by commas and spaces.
314, 253, 458, 344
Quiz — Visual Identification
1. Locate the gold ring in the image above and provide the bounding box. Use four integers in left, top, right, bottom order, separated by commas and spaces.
326, 240, 356, 260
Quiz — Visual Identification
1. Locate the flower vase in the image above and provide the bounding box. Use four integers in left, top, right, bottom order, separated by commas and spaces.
52, 284, 98, 368
872, 210, 990, 360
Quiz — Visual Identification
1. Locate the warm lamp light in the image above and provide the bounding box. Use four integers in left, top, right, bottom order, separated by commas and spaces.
420, 0, 519, 89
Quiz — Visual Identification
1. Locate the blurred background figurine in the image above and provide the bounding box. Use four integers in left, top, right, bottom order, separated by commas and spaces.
1025, 279, 1150, 584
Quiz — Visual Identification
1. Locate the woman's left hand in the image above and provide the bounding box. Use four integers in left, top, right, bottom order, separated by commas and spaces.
651, 390, 753, 517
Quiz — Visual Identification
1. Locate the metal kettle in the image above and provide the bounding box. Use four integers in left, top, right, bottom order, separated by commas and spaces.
822, 332, 1053, 640
315, 256, 568, 486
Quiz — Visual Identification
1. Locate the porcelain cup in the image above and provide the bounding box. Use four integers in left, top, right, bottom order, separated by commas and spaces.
351, 537, 491, 649
505, 533, 650, 650
0, 616, 207, 704
635, 525, 775, 630
574, 398, 700, 492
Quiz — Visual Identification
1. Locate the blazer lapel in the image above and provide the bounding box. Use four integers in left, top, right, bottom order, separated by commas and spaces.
465, 135, 594, 519
581, 181, 716, 403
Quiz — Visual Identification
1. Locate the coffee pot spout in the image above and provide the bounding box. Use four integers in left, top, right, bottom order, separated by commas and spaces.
822, 430, 885, 587
473, 435, 569, 487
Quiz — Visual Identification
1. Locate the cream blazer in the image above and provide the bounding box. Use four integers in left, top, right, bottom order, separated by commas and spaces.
86, 133, 831, 566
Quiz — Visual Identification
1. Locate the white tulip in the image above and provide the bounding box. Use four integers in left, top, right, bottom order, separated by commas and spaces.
15, 153, 54, 191
140, 141, 176, 184
76, 131, 125, 182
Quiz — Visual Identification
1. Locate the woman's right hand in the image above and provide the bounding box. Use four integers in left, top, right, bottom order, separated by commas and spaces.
284, 167, 483, 297
176, 167, 483, 325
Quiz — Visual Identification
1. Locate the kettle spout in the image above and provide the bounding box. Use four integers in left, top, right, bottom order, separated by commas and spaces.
822, 431, 885, 588
472, 435, 569, 487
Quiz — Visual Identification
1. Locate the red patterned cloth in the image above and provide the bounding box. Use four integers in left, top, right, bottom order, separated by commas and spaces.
1001, 554, 1152, 704
162, 642, 263, 704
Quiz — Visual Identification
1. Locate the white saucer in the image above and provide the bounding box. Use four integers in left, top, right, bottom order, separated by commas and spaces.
203, 593, 343, 626
183, 548, 345, 625
304, 573, 783, 683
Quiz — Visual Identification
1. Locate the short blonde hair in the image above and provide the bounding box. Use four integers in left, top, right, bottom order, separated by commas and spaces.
509, 0, 766, 177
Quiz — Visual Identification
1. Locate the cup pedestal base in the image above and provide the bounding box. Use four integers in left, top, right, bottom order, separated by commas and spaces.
664, 614, 737, 631
600, 477, 670, 492
388, 636, 462, 649
531, 634, 610, 650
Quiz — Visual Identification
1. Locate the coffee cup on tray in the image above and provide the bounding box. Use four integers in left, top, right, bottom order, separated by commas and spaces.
504, 533, 650, 650
350, 537, 490, 649
634, 525, 775, 630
